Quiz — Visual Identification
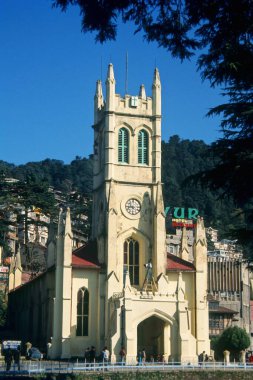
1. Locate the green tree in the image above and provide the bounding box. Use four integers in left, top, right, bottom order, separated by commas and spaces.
0, 291, 7, 327
206, 233, 215, 251
53, 0, 253, 253
213, 326, 250, 361
162, 136, 235, 237
65, 190, 92, 238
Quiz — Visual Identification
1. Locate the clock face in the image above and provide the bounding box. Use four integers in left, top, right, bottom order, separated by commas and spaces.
125, 198, 141, 215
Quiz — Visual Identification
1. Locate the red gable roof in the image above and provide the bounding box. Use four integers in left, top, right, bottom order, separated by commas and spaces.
72, 240, 100, 269
167, 253, 195, 272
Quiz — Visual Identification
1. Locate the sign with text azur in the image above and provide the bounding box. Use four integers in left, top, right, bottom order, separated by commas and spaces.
165, 207, 199, 220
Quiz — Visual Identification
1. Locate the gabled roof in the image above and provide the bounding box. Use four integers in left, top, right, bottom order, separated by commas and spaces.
166, 253, 195, 272
10, 270, 47, 292
72, 240, 100, 269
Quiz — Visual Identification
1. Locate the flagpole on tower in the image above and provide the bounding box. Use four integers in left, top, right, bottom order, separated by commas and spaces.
125, 52, 128, 95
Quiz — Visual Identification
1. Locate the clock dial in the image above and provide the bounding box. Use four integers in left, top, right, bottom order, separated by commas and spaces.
125, 198, 141, 215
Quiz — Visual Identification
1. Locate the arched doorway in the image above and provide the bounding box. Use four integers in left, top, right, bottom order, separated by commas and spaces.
137, 316, 166, 360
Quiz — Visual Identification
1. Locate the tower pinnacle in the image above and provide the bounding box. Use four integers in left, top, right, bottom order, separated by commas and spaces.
65, 207, 72, 238
94, 80, 104, 123
152, 68, 161, 115
106, 63, 115, 111
95, 80, 103, 103
180, 227, 189, 262
107, 63, 115, 82
152, 68, 161, 87
139, 84, 146, 99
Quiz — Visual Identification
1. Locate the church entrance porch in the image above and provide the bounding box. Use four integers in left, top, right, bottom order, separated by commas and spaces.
137, 316, 167, 361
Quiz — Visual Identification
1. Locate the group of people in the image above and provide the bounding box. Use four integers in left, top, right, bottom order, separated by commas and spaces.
137, 350, 167, 364
150, 354, 166, 363
84, 346, 127, 364
198, 351, 209, 364
4, 347, 21, 371
137, 348, 146, 365
83, 346, 169, 365
84, 346, 96, 364
84, 345, 111, 364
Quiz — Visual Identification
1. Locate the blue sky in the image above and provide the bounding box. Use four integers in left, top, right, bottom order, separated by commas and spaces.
0, 0, 223, 165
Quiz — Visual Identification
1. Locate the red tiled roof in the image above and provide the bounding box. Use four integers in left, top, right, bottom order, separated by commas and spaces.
72, 240, 100, 269
166, 253, 195, 272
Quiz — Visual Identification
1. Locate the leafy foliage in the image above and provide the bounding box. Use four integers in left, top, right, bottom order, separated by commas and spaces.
0, 291, 7, 327
162, 136, 235, 238
0, 156, 92, 195
212, 326, 250, 361
52, 1, 252, 67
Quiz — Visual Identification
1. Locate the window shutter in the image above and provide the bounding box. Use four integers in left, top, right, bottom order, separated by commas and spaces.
118, 128, 129, 163
138, 130, 148, 164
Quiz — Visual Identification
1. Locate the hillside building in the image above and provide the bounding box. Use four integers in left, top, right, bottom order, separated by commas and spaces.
167, 228, 252, 342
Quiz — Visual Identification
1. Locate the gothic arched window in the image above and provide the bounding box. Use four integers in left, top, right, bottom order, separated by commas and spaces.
118, 128, 129, 163
138, 129, 149, 165
76, 287, 89, 336
124, 238, 139, 285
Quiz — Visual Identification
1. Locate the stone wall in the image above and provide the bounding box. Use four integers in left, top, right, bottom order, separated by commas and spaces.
13, 370, 253, 380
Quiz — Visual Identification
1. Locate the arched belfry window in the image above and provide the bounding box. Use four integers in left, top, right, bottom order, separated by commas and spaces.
76, 287, 89, 336
138, 129, 149, 165
124, 238, 139, 285
118, 128, 129, 163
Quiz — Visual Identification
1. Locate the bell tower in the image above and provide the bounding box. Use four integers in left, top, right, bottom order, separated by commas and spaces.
92, 64, 166, 289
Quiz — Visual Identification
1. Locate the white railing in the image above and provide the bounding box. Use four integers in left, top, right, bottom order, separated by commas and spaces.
0, 359, 253, 375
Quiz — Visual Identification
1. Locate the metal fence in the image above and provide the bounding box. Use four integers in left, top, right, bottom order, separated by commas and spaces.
1, 359, 253, 375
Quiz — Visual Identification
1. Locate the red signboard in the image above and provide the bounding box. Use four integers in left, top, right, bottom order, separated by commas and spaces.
0, 266, 9, 283
0, 266, 9, 273
172, 218, 196, 228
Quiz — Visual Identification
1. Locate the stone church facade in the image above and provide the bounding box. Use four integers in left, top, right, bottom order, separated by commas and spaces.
8, 64, 210, 362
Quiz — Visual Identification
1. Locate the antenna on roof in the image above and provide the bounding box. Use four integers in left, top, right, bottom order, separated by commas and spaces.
125, 52, 128, 95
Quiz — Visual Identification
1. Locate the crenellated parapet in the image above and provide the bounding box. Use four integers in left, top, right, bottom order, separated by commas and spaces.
94, 63, 161, 126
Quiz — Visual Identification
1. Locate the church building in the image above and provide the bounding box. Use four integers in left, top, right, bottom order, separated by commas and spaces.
8, 64, 210, 362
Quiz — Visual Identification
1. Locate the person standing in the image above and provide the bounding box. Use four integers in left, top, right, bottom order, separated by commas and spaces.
198, 351, 206, 365
84, 347, 90, 366
89, 346, 96, 364
5, 347, 12, 371
142, 348, 146, 365
102, 346, 110, 365
137, 350, 142, 365
13, 347, 21, 371
119, 346, 126, 364
25, 342, 32, 359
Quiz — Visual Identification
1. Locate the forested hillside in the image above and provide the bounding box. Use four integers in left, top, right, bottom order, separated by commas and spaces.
0, 136, 236, 240
162, 136, 235, 236
0, 156, 92, 195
